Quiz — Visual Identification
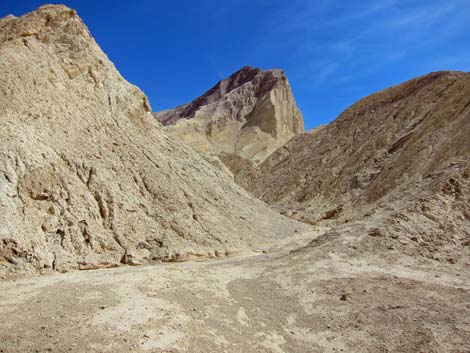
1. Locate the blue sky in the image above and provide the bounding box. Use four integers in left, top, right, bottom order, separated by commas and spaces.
1, 0, 469, 129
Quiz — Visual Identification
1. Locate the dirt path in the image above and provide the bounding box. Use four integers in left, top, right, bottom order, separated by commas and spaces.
1, 229, 469, 353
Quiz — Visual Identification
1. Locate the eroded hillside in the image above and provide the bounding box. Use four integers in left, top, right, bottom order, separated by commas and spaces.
240, 71, 470, 263
0, 5, 305, 279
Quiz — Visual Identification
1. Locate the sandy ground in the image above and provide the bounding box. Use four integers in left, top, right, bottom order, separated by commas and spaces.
1, 227, 469, 353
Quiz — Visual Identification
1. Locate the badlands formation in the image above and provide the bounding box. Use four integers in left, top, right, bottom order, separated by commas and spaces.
154, 66, 304, 177
0, 5, 304, 278
0, 5, 469, 353
240, 71, 470, 264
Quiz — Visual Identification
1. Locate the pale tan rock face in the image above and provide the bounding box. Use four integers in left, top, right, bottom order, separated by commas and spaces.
241, 71, 470, 261
0, 5, 305, 277
153, 66, 304, 173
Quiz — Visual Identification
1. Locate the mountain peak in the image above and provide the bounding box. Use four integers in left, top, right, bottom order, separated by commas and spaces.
0, 4, 90, 46
154, 66, 304, 170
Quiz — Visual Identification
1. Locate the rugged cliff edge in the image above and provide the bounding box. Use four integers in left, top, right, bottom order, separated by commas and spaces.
153, 66, 304, 176
0, 5, 305, 278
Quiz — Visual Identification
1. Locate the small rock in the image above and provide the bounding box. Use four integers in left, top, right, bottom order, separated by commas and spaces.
368, 228, 383, 237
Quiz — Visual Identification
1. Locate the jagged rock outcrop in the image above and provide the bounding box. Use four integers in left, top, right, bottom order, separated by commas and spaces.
240, 71, 470, 262
0, 5, 305, 278
153, 66, 304, 176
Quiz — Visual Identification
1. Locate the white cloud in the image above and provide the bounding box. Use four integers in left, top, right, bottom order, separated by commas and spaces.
260, 0, 469, 85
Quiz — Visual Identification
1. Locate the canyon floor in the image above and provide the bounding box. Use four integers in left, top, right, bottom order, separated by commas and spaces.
1, 226, 469, 353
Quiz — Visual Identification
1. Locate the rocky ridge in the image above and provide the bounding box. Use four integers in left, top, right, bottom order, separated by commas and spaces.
154, 66, 304, 176
240, 71, 470, 263
0, 5, 305, 278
